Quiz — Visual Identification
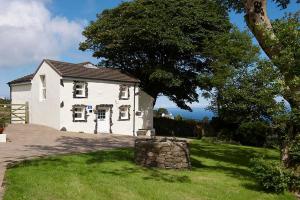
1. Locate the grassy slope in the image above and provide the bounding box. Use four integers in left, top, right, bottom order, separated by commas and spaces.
3, 140, 296, 200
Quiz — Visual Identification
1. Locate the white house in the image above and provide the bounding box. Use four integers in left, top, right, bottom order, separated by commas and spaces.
8, 59, 154, 136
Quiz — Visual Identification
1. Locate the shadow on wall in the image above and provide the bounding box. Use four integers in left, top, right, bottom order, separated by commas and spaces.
138, 91, 153, 129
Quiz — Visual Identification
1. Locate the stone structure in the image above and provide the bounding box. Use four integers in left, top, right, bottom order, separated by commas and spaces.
134, 138, 191, 169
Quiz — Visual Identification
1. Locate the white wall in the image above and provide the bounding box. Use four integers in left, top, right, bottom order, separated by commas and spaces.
59, 79, 153, 135
136, 90, 154, 130
30, 62, 61, 129
11, 83, 31, 104
10, 83, 31, 124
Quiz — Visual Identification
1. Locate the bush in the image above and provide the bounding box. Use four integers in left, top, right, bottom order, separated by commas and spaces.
154, 117, 203, 138
289, 136, 300, 167
209, 117, 273, 147
250, 157, 290, 193
288, 172, 300, 192
235, 121, 271, 147
0, 118, 6, 128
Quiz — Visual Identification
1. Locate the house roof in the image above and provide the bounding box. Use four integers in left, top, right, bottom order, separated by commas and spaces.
8, 74, 34, 85
8, 59, 140, 85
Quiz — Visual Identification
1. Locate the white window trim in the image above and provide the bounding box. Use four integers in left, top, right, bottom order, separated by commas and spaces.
119, 85, 129, 100
73, 105, 87, 122
40, 75, 46, 101
119, 105, 130, 120
75, 82, 86, 98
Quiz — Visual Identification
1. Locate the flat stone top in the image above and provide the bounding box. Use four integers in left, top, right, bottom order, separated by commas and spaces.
135, 137, 189, 143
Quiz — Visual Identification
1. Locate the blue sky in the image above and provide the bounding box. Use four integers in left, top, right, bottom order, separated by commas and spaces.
0, 0, 298, 109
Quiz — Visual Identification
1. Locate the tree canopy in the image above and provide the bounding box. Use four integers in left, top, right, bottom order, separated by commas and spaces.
217, 0, 298, 13
80, 0, 231, 110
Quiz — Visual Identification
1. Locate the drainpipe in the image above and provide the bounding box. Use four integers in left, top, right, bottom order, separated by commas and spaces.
133, 84, 136, 136
8, 83, 12, 124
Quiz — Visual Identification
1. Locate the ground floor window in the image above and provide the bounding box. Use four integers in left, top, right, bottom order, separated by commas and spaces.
72, 105, 87, 122
119, 105, 130, 120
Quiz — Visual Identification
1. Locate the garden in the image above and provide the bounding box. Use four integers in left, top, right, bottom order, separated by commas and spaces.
3, 140, 296, 200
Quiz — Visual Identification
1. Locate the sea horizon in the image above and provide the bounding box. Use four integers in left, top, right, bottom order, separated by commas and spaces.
155, 107, 215, 121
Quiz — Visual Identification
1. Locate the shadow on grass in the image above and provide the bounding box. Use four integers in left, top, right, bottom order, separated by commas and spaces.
8, 157, 69, 169
85, 148, 134, 164
10, 141, 278, 192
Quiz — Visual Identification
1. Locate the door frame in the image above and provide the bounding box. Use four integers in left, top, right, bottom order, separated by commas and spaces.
95, 104, 113, 134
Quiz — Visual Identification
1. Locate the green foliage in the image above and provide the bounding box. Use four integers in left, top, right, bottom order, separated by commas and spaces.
199, 27, 260, 92
0, 118, 6, 128
174, 114, 183, 121
250, 157, 290, 193
216, 0, 297, 13
0, 98, 10, 104
153, 108, 169, 117
80, 0, 232, 110
289, 135, 300, 166
206, 59, 285, 146
288, 172, 300, 192
154, 117, 203, 138
236, 121, 273, 147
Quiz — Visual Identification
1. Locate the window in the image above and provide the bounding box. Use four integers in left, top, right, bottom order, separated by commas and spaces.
98, 109, 106, 120
72, 105, 87, 122
73, 82, 88, 98
119, 105, 130, 120
40, 75, 46, 101
119, 85, 129, 99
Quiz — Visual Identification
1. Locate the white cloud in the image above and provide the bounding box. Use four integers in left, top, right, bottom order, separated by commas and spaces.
0, 0, 83, 68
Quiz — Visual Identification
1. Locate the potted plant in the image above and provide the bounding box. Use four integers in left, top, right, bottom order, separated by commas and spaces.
0, 118, 6, 134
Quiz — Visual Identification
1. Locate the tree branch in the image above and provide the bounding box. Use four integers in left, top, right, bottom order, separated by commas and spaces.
244, 0, 281, 60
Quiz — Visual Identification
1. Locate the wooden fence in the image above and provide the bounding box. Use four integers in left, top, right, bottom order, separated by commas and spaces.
0, 103, 29, 124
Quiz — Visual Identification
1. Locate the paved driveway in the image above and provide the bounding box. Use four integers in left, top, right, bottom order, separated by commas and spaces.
0, 124, 135, 199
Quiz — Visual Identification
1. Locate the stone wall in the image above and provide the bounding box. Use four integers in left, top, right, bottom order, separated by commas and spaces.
134, 138, 191, 169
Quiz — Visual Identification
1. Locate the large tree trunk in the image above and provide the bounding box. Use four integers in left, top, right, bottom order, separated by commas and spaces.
244, 0, 293, 168
244, 0, 281, 60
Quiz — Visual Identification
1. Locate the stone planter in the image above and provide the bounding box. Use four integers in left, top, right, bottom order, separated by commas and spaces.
0, 134, 6, 143
134, 137, 191, 169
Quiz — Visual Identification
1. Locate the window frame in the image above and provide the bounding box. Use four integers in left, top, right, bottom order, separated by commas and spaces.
40, 75, 46, 101
73, 81, 88, 98
72, 105, 87, 122
119, 85, 130, 100
119, 105, 130, 121
97, 109, 106, 121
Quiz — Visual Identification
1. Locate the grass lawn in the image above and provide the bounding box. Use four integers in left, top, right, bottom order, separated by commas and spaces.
3, 140, 296, 200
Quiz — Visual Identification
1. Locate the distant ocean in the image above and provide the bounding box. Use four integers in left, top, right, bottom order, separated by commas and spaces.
166, 107, 214, 121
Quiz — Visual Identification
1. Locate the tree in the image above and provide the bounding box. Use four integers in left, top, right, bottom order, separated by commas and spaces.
174, 114, 183, 121
217, 0, 299, 167
156, 108, 169, 117
80, 0, 231, 110
209, 61, 285, 146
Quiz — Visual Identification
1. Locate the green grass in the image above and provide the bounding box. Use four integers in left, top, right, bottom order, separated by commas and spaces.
3, 140, 296, 200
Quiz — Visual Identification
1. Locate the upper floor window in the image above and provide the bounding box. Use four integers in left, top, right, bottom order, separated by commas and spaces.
119, 85, 129, 100
73, 81, 88, 98
40, 75, 46, 101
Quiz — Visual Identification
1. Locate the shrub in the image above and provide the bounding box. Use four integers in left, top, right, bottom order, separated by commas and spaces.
154, 117, 203, 138
288, 172, 300, 192
289, 136, 300, 167
250, 157, 290, 193
0, 118, 6, 128
235, 121, 271, 147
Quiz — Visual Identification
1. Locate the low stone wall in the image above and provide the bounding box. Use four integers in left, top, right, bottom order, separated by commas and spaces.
134, 138, 191, 169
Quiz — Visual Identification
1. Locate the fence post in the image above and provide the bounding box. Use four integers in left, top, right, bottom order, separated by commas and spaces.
25, 102, 29, 124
